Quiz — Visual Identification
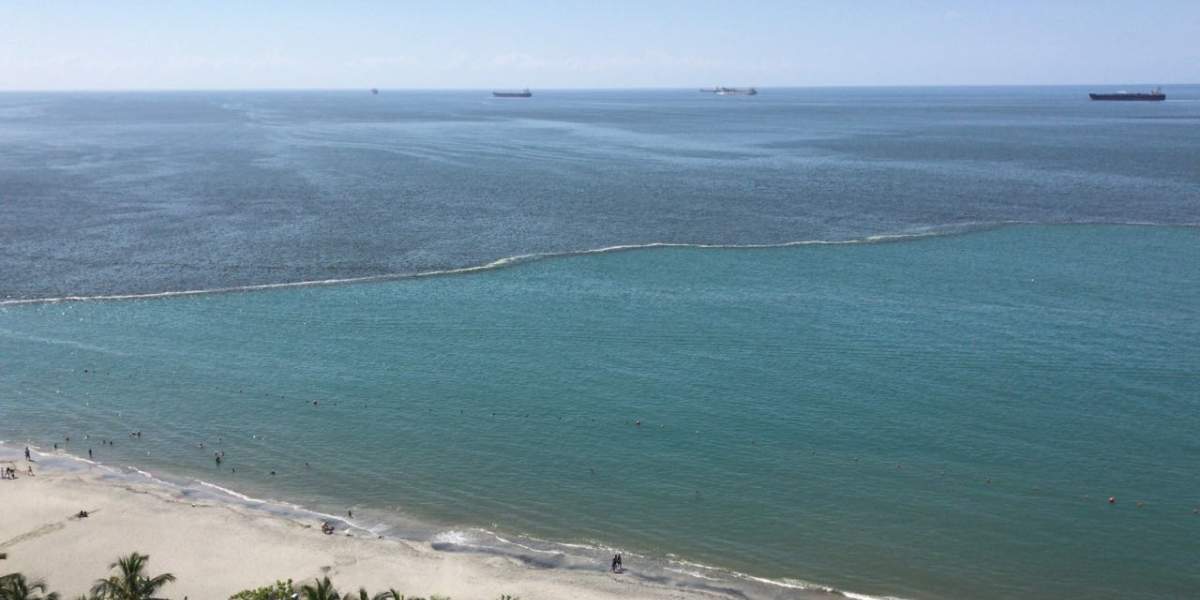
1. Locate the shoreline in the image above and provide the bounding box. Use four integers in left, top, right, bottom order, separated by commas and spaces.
0, 447, 805, 600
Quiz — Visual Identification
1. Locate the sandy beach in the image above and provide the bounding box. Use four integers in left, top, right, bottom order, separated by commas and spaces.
0, 451, 718, 600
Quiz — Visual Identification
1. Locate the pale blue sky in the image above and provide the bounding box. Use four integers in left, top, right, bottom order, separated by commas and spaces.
2, 1, 1196, 90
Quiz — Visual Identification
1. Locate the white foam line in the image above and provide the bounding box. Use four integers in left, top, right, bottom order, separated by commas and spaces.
197, 481, 269, 504
663, 566, 722, 581
8, 222, 1192, 307
129, 467, 156, 479
0, 236, 916, 307
667, 559, 919, 600
141, 476, 357, 532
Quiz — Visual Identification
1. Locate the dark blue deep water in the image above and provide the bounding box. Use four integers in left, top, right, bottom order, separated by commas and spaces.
2, 87, 1198, 600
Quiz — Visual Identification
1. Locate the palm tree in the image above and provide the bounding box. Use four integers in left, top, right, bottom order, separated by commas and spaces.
341, 588, 370, 600
0, 573, 61, 600
372, 591, 402, 600
89, 553, 175, 600
299, 577, 339, 600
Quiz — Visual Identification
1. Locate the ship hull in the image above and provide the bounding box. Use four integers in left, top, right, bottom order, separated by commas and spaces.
703, 87, 757, 96
1088, 93, 1165, 101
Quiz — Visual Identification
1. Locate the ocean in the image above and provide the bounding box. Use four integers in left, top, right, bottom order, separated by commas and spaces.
1, 86, 1198, 600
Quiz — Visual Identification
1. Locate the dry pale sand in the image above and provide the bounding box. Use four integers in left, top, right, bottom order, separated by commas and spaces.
0, 454, 722, 600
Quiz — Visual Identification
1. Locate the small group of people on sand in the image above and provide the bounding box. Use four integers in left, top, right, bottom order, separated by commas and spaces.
321, 520, 335, 535
2, 467, 18, 479
610, 553, 623, 573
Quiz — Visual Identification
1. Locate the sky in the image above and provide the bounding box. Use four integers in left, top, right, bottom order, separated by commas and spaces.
1, 1, 1196, 90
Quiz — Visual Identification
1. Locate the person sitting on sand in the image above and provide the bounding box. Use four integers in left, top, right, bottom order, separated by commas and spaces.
321, 520, 334, 534
77, 510, 89, 518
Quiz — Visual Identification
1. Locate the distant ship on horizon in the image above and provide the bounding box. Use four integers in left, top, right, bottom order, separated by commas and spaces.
1088, 86, 1165, 101
700, 87, 757, 96
493, 88, 532, 98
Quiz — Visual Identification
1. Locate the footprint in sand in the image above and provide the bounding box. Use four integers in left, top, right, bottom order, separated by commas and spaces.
0, 522, 67, 550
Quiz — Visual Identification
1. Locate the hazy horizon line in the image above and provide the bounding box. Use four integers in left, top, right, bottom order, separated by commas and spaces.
1, 82, 1193, 94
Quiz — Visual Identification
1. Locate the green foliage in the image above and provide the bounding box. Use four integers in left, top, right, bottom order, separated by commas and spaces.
0, 572, 62, 600
229, 579, 294, 600
299, 577, 340, 600
0, 562, 476, 600
89, 552, 176, 600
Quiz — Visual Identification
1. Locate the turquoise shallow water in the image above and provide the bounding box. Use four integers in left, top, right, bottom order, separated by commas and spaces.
3, 224, 1198, 600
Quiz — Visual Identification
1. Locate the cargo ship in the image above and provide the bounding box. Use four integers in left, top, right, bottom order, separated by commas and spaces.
701, 87, 757, 96
493, 89, 532, 98
1088, 87, 1165, 101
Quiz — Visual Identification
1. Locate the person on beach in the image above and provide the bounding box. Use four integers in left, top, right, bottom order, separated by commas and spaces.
611, 554, 620, 572
25, 446, 30, 460
617, 554, 623, 571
